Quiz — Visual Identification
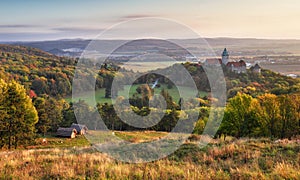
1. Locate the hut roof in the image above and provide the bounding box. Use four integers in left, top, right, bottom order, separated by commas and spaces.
56, 127, 77, 137
71, 123, 88, 132
250, 63, 261, 70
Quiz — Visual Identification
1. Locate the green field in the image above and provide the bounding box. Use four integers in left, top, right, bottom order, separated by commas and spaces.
27, 131, 169, 150
67, 84, 207, 106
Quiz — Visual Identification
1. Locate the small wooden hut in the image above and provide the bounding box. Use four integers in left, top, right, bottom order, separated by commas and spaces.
56, 128, 77, 138
70, 123, 88, 135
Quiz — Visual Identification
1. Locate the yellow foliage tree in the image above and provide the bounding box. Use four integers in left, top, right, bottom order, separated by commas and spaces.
0, 80, 38, 149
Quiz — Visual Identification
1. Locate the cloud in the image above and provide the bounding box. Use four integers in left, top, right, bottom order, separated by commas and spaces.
117, 14, 159, 22
122, 14, 156, 19
52, 27, 105, 33
0, 24, 41, 28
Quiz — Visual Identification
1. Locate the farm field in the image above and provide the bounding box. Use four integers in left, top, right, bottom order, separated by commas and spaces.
260, 61, 300, 76
120, 60, 187, 72
1, 132, 299, 179
67, 84, 207, 106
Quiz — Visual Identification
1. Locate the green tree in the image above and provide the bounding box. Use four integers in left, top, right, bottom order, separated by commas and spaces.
43, 96, 65, 132
61, 102, 76, 127
104, 72, 115, 98
73, 100, 92, 125
277, 94, 300, 138
0, 80, 38, 149
257, 93, 281, 138
160, 88, 178, 110
98, 103, 117, 130
193, 118, 206, 135
31, 77, 48, 95
33, 97, 51, 136
220, 93, 259, 138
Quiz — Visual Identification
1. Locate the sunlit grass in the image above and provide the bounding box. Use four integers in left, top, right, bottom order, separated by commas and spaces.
1, 136, 299, 179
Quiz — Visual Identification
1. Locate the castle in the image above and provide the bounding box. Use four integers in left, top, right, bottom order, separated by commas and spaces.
204, 48, 260, 74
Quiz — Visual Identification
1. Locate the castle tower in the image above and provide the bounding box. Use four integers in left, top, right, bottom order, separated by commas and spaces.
222, 48, 229, 65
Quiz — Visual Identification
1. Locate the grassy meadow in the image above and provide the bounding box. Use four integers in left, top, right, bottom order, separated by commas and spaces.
1, 132, 299, 179
67, 84, 207, 106
27, 131, 168, 150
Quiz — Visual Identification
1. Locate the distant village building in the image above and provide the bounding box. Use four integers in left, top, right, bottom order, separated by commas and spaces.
287, 74, 298, 78
250, 63, 261, 73
204, 48, 247, 73
70, 123, 88, 135
56, 128, 77, 138
226, 60, 247, 74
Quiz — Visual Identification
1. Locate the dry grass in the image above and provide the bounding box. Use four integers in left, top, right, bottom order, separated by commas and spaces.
0, 138, 299, 179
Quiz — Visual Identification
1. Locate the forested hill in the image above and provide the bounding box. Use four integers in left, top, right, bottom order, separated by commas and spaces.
146, 62, 300, 98
0, 44, 299, 100
0, 44, 57, 58
0, 44, 76, 97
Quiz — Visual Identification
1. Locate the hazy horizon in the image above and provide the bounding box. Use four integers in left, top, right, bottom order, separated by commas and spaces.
3, 36, 300, 43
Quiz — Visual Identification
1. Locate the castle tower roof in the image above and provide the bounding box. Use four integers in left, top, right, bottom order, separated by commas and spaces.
222, 48, 229, 56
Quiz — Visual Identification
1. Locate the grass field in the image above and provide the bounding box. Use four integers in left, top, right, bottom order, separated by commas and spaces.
32, 135, 91, 149
1, 132, 299, 179
22, 131, 168, 150
67, 84, 207, 106
120, 61, 183, 72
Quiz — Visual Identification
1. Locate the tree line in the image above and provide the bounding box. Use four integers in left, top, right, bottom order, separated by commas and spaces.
216, 92, 300, 139
0, 77, 300, 149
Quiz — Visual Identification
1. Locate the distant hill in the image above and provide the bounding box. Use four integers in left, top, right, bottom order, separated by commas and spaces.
0, 44, 56, 58
5, 38, 300, 57
7, 39, 91, 57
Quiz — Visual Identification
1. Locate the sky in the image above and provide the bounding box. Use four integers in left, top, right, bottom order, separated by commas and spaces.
1, 0, 300, 41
